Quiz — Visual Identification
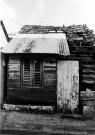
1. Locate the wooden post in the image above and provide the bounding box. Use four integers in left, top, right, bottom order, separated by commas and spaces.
0, 52, 4, 110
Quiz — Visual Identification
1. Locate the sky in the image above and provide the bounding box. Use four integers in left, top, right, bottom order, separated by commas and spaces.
0, 0, 95, 34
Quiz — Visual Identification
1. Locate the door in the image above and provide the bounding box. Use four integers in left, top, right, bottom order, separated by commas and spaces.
57, 61, 79, 113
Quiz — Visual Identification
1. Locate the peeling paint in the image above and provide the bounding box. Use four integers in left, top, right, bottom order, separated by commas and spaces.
57, 61, 79, 113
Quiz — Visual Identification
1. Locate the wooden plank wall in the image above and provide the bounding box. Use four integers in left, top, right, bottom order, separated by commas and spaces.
6, 56, 57, 106
77, 52, 95, 116
82, 59, 95, 88
43, 58, 57, 89
80, 55, 95, 105
0, 52, 5, 109
7, 57, 20, 88
5, 53, 95, 115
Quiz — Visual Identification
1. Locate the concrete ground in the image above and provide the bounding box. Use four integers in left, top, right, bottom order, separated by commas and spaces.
0, 110, 95, 135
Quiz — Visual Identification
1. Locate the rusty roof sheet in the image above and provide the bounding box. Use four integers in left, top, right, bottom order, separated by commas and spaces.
2, 33, 70, 55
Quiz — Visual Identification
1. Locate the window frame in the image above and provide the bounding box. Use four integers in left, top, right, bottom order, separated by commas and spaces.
21, 58, 43, 88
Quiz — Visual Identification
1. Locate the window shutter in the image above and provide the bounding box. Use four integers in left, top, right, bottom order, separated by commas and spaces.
23, 59, 31, 86
33, 60, 41, 86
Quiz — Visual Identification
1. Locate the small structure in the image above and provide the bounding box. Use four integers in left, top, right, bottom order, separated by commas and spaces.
1, 25, 95, 116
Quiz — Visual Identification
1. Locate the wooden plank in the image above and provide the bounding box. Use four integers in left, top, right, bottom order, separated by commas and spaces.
82, 101, 95, 106
9, 58, 20, 64
7, 58, 21, 89
82, 60, 95, 63
7, 83, 20, 88
83, 74, 95, 79
0, 52, 4, 109
8, 72, 20, 80
43, 59, 57, 89
82, 80, 95, 84
81, 91, 95, 100
44, 73, 56, 78
6, 87, 57, 105
5, 97, 56, 105
83, 64, 95, 68
8, 64, 20, 71
70, 61, 79, 112
8, 79, 20, 83
82, 69, 95, 73
43, 62, 56, 67
7, 88, 56, 94
44, 68, 56, 71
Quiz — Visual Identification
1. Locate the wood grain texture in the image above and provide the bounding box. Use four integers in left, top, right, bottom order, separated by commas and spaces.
43, 58, 57, 89
82, 100, 95, 106
7, 58, 20, 88
5, 88, 57, 105
6, 57, 57, 105
81, 91, 95, 100
82, 59, 95, 87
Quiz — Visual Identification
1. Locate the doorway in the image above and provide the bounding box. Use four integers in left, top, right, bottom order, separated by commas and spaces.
57, 60, 79, 113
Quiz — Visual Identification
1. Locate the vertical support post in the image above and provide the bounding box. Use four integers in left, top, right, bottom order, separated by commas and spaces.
79, 60, 83, 114
0, 52, 4, 110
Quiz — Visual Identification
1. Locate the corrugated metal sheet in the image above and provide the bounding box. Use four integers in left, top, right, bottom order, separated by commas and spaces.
57, 61, 79, 113
2, 34, 70, 55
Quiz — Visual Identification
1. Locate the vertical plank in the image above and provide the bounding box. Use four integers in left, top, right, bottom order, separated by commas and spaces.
7, 57, 20, 88
70, 61, 79, 113
63, 61, 72, 113
0, 52, 4, 109
43, 58, 57, 89
57, 60, 79, 113
57, 61, 64, 112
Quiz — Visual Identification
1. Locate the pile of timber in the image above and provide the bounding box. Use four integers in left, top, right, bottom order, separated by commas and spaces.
62, 25, 95, 53
63, 25, 95, 45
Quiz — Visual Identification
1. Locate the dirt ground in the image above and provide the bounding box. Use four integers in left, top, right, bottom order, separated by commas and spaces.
1, 110, 95, 134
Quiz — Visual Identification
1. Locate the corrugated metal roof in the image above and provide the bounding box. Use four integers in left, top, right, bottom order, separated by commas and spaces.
2, 33, 70, 55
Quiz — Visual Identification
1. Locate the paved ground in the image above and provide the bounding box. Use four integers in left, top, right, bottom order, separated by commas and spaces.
0, 110, 95, 134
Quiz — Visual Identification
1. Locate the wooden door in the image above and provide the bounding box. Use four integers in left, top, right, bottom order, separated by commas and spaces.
57, 61, 79, 113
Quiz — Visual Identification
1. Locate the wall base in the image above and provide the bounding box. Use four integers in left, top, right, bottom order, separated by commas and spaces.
83, 106, 95, 118
3, 104, 55, 113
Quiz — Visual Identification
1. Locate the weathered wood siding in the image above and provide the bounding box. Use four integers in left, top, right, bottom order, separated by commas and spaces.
7, 57, 20, 88
0, 52, 5, 109
82, 59, 95, 90
57, 61, 79, 113
6, 56, 57, 106
43, 58, 57, 89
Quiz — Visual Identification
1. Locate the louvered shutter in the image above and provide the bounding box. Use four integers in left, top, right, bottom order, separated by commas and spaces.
33, 60, 41, 86
23, 59, 31, 86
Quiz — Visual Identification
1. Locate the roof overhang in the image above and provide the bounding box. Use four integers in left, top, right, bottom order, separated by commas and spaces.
2, 33, 70, 55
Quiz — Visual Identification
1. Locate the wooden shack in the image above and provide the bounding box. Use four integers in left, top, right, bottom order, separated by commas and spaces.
2, 25, 95, 116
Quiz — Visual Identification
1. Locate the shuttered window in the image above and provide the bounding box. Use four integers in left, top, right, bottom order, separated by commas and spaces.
23, 59, 31, 86
22, 59, 42, 87
33, 60, 41, 86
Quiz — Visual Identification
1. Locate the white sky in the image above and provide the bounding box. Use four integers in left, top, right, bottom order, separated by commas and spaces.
0, 0, 95, 34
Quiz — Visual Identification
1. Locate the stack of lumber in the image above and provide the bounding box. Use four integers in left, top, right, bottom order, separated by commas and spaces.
63, 25, 95, 45
61, 25, 95, 53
